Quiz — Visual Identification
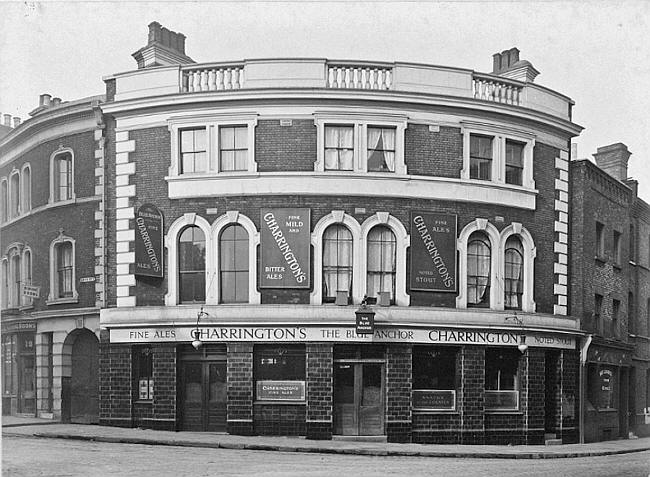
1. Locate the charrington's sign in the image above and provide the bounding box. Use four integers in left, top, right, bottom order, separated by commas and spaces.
134, 204, 164, 278
410, 212, 457, 292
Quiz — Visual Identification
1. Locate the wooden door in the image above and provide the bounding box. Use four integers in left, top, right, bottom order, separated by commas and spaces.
180, 360, 227, 432
70, 331, 99, 423
334, 362, 384, 436
180, 362, 203, 431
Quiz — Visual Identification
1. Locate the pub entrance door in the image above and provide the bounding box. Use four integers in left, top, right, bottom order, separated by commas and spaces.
333, 362, 384, 436
179, 345, 227, 432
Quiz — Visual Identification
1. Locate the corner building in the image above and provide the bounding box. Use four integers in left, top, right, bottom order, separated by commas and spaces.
99, 24, 583, 444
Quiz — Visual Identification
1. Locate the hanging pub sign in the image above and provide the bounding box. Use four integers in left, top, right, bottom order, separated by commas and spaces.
260, 208, 310, 288
134, 204, 164, 278
410, 212, 457, 292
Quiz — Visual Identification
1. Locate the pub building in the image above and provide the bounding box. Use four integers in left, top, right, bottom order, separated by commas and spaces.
95, 24, 585, 445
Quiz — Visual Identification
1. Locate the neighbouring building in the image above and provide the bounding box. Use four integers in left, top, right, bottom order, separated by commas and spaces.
96, 23, 583, 444
0, 96, 106, 422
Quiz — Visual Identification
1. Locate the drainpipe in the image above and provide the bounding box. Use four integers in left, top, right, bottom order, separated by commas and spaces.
579, 334, 593, 443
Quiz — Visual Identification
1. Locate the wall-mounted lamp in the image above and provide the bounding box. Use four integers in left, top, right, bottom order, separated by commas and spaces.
191, 307, 210, 350
505, 313, 528, 353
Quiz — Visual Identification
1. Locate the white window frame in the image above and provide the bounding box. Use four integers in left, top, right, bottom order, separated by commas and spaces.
21, 163, 31, 213
360, 212, 410, 307
6, 246, 21, 309
164, 211, 261, 306
8, 169, 20, 219
47, 233, 78, 304
311, 211, 363, 305
499, 223, 536, 313
461, 122, 535, 189
21, 247, 33, 309
49, 147, 76, 205
314, 113, 407, 174
0, 177, 7, 223
168, 115, 258, 177
1, 258, 7, 309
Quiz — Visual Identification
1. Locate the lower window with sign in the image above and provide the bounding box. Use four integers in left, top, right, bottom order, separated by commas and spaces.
412, 346, 459, 411
133, 346, 154, 401
254, 345, 306, 401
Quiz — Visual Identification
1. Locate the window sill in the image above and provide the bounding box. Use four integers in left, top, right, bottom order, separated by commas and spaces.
413, 408, 458, 414
485, 409, 522, 414
134, 400, 153, 405
46, 297, 79, 306
254, 400, 306, 406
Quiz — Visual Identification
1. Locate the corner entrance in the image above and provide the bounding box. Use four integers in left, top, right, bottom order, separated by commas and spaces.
62, 328, 99, 424
333, 362, 384, 436
179, 345, 227, 432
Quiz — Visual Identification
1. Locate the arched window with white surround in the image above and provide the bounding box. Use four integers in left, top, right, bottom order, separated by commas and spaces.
9, 170, 20, 219
22, 248, 32, 307
467, 232, 491, 307
10, 250, 21, 308
499, 223, 536, 313
48, 233, 78, 304
21, 164, 31, 213
1, 178, 7, 223
219, 224, 249, 303
360, 212, 410, 307
1, 258, 7, 309
456, 218, 500, 309
311, 211, 362, 305
49, 148, 75, 204
178, 226, 206, 304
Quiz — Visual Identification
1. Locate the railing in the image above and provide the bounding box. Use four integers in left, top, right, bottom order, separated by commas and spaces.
181, 65, 245, 92
472, 74, 523, 106
326, 64, 393, 90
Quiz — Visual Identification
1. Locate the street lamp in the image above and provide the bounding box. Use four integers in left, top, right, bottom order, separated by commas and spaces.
505, 313, 528, 353
191, 307, 210, 350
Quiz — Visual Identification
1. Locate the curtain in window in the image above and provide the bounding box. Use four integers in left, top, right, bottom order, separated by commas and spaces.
366, 226, 396, 299
323, 225, 353, 300
179, 226, 206, 303
504, 236, 524, 309
220, 224, 249, 303
325, 126, 354, 170
467, 233, 491, 306
57, 242, 73, 298
367, 127, 395, 172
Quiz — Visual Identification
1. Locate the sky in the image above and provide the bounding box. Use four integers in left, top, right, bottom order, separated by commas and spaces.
1, 1, 649, 201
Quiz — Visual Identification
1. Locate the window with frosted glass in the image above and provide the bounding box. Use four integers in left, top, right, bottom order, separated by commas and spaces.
220, 224, 249, 303
367, 127, 395, 172
470, 135, 492, 180
180, 128, 207, 173
467, 232, 491, 307
219, 126, 248, 172
504, 236, 523, 310
322, 225, 353, 302
366, 226, 396, 302
324, 126, 354, 171
56, 242, 73, 298
54, 153, 73, 201
179, 226, 206, 303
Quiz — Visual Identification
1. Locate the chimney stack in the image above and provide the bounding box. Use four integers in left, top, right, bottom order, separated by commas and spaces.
13, 117, 21, 128
52, 97, 61, 107
593, 143, 632, 182
132, 21, 194, 69
4, 114, 12, 127
40, 93, 52, 107
491, 47, 539, 83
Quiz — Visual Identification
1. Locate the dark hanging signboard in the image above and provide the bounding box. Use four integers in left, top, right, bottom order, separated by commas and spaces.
409, 212, 457, 292
260, 208, 311, 288
134, 204, 164, 278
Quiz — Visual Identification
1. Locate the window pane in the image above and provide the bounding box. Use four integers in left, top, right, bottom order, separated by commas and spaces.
467, 234, 490, 306
220, 151, 235, 171
179, 227, 206, 303
234, 126, 247, 148
234, 150, 247, 171
220, 225, 249, 303
220, 127, 235, 149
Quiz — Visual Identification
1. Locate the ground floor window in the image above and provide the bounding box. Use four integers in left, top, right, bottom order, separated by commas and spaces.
485, 348, 520, 410
133, 346, 153, 401
587, 363, 619, 410
254, 345, 305, 401
2, 334, 17, 398
412, 346, 458, 410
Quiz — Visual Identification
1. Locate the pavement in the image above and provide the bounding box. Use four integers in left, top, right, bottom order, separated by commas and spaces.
3, 415, 650, 459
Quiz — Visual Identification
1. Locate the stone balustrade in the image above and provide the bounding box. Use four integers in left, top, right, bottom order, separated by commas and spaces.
181, 64, 245, 92
472, 74, 523, 106
326, 64, 393, 90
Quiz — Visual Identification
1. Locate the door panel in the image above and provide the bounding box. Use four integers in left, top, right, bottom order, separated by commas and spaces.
207, 362, 227, 432
180, 360, 227, 432
180, 362, 203, 431
334, 364, 357, 435
334, 362, 384, 436
359, 364, 383, 435
70, 331, 99, 423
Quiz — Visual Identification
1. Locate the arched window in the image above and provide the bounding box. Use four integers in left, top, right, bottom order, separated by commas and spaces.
467, 232, 491, 307
366, 226, 396, 302
56, 242, 73, 298
323, 224, 353, 303
52, 151, 73, 202
22, 249, 32, 307
9, 172, 20, 218
219, 224, 249, 303
504, 236, 524, 310
1, 179, 7, 222
178, 226, 206, 303
21, 165, 31, 213
1, 259, 7, 309
10, 252, 21, 307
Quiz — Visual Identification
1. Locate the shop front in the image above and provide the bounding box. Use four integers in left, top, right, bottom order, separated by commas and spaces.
1, 321, 36, 416
102, 319, 580, 444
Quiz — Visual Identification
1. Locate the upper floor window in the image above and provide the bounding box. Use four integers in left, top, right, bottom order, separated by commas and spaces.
325, 126, 354, 171
9, 172, 20, 218
1, 179, 7, 222
596, 221, 605, 258
367, 127, 396, 172
315, 115, 407, 174
629, 224, 635, 263
504, 236, 524, 310
1, 259, 7, 309
612, 299, 620, 337
594, 293, 603, 334
505, 140, 524, 186
219, 224, 249, 303
467, 232, 491, 307
462, 122, 535, 188
366, 226, 396, 303
168, 116, 258, 177
219, 126, 248, 172
21, 165, 31, 213
48, 234, 78, 304
9, 252, 21, 308
50, 149, 75, 204
22, 249, 32, 308
322, 224, 353, 303
180, 128, 207, 173
470, 135, 493, 181
628, 292, 634, 334
613, 230, 622, 266
2, 246, 32, 309
178, 226, 206, 304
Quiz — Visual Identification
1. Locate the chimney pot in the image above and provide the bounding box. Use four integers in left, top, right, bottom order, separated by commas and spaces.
42, 94, 52, 107
13, 117, 21, 128
508, 47, 520, 66
52, 97, 61, 106
4, 114, 12, 127
148, 21, 162, 44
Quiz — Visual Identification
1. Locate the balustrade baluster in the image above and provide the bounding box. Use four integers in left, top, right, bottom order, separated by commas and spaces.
343, 68, 350, 88
207, 70, 215, 91
385, 69, 392, 89
199, 70, 207, 91
192, 72, 201, 93
224, 69, 232, 90
182, 73, 189, 93
232, 68, 240, 89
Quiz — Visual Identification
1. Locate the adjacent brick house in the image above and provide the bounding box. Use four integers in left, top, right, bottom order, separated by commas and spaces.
96, 23, 583, 444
